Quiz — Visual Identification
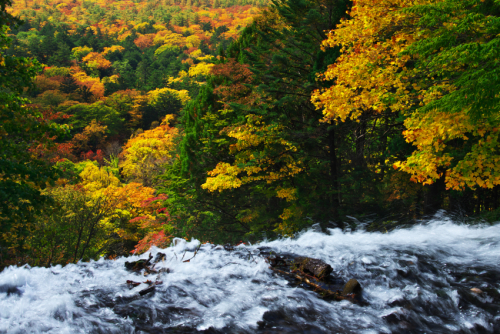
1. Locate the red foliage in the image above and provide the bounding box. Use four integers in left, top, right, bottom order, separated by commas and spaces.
29, 141, 77, 163
39, 108, 72, 122
132, 230, 171, 254
140, 194, 169, 207
195, 33, 209, 43
128, 194, 172, 254
53, 142, 76, 162
80, 149, 105, 165
24, 106, 75, 162
211, 58, 254, 104
129, 216, 149, 223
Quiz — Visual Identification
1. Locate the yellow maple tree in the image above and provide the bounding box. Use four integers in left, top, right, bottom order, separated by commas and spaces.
120, 115, 180, 185
312, 0, 500, 190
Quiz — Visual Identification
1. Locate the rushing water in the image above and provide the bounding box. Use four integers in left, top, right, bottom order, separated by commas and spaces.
1, 216, 500, 333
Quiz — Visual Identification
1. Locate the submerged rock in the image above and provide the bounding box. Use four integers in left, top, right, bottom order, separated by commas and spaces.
0, 284, 22, 296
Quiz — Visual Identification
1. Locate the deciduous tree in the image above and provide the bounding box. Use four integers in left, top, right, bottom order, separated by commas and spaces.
0, 0, 66, 265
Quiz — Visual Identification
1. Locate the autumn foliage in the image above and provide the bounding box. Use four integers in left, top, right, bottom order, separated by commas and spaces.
313, 0, 500, 191
4, 0, 500, 268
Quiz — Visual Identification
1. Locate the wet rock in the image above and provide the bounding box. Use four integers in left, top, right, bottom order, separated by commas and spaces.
435, 289, 448, 298
264, 253, 361, 303
0, 284, 22, 296
139, 285, 155, 296
342, 278, 362, 296
471, 287, 483, 294
153, 252, 166, 263
397, 269, 412, 278
257, 310, 325, 333
294, 256, 333, 280
127, 278, 163, 296
267, 255, 287, 267
399, 320, 412, 330
125, 253, 153, 272
382, 312, 400, 324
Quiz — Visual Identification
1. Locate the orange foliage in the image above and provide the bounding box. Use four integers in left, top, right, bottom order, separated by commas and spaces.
127, 195, 171, 254
134, 34, 155, 50
80, 149, 105, 165
71, 66, 105, 100
103, 185, 172, 253
9, 0, 261, 53
82, 52, 112, 70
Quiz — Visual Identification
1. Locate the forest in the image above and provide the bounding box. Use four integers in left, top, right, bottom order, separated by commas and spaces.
1, 0, 500, 268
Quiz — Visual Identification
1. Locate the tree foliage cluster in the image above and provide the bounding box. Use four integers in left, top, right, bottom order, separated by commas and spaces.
5, 0, 265, 162
161, 0, 500, 243
0, 0, 262, 267
3, 0, 500, 268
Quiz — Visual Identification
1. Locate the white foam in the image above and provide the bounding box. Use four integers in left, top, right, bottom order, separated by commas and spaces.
0, 219, 499, 332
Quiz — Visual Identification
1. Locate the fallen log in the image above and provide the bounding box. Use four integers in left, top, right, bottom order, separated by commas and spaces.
293, 256, 333, 280
269, 266, 349, 301
126, 280, 141, 289
139, 285, 155, 296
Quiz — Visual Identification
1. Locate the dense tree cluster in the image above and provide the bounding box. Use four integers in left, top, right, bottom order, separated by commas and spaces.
163, 0, 500, 243
0, 0, 263, 267
2, 0, 500, 267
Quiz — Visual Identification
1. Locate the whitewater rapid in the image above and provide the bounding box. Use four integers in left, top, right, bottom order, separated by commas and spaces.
1, 216, 500, 333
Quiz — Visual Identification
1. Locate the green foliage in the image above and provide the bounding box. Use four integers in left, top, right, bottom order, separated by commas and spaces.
25, 185, 112, 266
396, 0, 500, 190
35, 89, 67, 107
43, 66, 71, 78
160, 0, 357, 242
55, 159, 100, 183
142, 89, 184, 129
3, 0, 500, 261
66, 101, 125, 135
402, 0, 500, 122
0, 0, 67, 265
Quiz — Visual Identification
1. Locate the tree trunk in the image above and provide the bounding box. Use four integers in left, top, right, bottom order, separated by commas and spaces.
355, 119, 367, 168
328, 126, 340, 213
424, 177, 446, 215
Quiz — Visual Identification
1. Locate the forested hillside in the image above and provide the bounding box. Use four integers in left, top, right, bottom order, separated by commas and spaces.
2, 0, 500, 268
1, 0, 265, 266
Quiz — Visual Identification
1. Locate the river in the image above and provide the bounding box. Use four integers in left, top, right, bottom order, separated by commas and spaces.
1, 215, 499, 333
